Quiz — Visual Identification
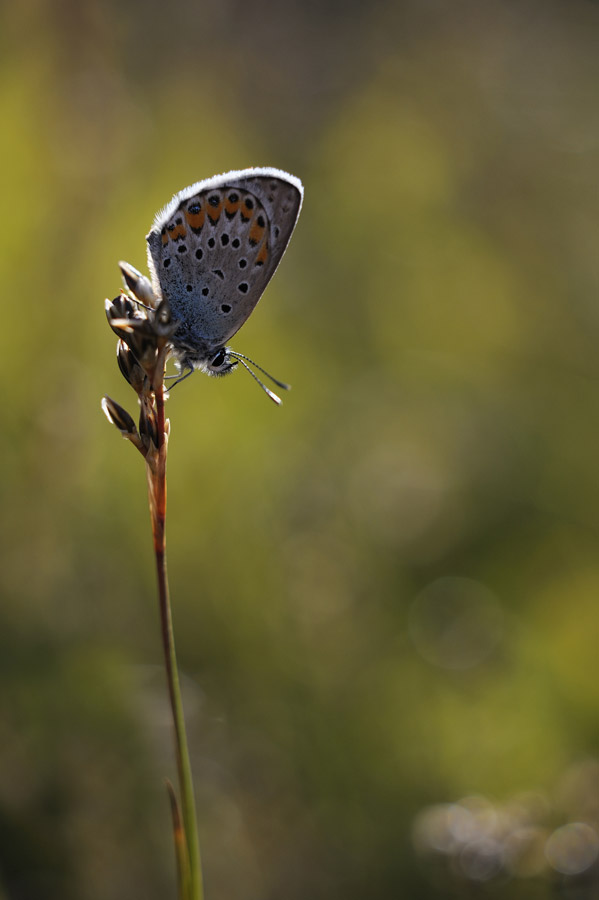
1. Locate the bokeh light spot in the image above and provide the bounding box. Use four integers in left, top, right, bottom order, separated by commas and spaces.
408, 576, 503, 669
545, 822, 599, 876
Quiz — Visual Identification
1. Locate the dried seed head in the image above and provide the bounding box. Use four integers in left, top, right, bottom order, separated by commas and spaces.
105, 295, 160, 372
139, 398, 159, 451
101, 396, 139, 437
117, 340, 147, 394
106, 284, 179, 382
104, 263, 178, 454
106, 292, 138, 321
153, 300, 179, 338
119, 261, 157, 307
105, 294, 147, 338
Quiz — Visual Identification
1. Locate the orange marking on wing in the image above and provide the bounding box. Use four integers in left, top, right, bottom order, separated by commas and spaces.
239, 194, 251, 222
224, 198, 240, 216
162, 232, 169, 246
255, 241, 269, 266
207, 199, 223, 224
185, 208, 205, 230
172, 223, 187, 240
249, 218, 266, 245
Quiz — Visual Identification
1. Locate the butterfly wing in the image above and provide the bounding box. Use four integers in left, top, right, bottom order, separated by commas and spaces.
146, 168, 303, 358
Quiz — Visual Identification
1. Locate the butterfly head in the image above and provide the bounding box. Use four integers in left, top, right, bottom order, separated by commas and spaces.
173, 346, 238, 379
205, 347, 238, 378
170, 345, 289, 405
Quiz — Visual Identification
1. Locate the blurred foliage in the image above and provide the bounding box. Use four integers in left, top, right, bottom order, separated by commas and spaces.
2, 0, 599, 897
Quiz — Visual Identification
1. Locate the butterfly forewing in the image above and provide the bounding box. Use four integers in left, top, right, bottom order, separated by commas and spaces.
146, 168, 302, 355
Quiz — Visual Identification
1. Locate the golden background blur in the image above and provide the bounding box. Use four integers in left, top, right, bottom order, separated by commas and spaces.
2, 0, 599, 897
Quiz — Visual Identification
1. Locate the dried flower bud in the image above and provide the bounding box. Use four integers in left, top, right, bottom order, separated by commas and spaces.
105, 295, 146, 338
101, 396, 139, 437
117, 340, 147, 394
105, 284, 180, 382
139, 398, 160, 450
107, 293, 138, 321
154, 300, 179, 337
105, 297, 158, 370
119, 260, 157, 306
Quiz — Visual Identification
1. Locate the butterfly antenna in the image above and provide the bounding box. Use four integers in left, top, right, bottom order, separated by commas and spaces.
232, 356, 284, 405
228, 351, 291, 392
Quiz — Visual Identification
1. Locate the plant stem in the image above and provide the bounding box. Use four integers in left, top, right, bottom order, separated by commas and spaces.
148, 379, 204, 900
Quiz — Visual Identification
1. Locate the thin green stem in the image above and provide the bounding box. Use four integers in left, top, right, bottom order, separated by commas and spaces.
166, 779, 191, 900
149, 377, 204, 900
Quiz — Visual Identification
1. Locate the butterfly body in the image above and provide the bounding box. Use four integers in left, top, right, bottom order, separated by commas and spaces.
146, 167, 303, 377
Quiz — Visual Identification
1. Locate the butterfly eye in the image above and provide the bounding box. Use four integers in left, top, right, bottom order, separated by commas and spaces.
210, 349, 227, 368
206, 348, 237, 378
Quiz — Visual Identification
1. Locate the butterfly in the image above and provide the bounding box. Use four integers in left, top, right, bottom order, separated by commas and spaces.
145, 167, 303, 402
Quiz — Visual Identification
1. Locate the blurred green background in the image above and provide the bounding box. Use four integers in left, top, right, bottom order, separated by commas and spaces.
2, 0, 599, 897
